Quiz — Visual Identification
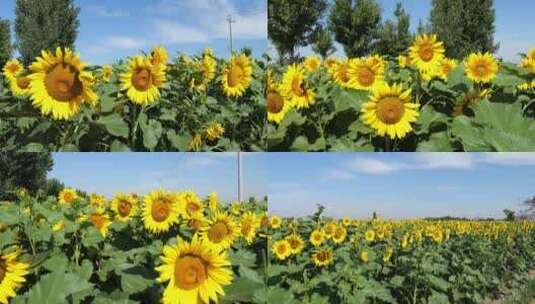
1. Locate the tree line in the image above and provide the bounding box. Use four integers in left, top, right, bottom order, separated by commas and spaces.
268, 0, 498, 63
0, 0, 79, 68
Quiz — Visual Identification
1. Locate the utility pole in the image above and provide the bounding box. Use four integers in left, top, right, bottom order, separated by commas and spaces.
237, 152, 243, 203
226, 14, 235, 55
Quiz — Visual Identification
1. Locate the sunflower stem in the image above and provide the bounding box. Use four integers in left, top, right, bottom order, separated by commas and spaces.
385, 137, 392, 152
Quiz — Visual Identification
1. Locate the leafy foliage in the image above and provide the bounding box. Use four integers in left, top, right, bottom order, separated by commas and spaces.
329, 0, 381, 57
268, 0, 328, 62
376, 2, 412, 58
0, 18, 12, 68
0, 192, 268, 304
268, 207, 535, 303
14, 0, 80, 66
0, 51, 267, 152
0, 152, 53, 200
430, 0, 498, 59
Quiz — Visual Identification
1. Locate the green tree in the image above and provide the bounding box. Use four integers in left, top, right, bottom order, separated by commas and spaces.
329, 0, 381, 57
416, 19, 428, 35
503, 209, 515, 221
0, 152, 53, 200
311, 25, 336, 59
14, 0, 80, 65
268, 0, 327, 63
430, 0, 498, 59
376, 2, 412, 57
0, 19, 13, 69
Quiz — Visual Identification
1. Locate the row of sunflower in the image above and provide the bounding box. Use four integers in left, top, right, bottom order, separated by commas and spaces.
0, 188, 268, 304
266, 34, 535, 151
267, 212, 535, 303
0, 46, 263, 152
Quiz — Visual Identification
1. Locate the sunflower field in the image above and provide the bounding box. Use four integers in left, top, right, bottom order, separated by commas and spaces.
0, 189, 269, 304
266, 35, 535, 152
267, 208, 535, 304
0, 46, 267, 152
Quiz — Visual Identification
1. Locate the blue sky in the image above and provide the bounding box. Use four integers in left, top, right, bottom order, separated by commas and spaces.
50, 153, 266, 203
0, 0, 267, 64
269, 0, 534, 62
266, 153, 535, 219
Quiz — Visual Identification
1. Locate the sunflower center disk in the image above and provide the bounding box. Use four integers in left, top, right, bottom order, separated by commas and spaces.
132, 68, 152, 91
358, 68, 375, 86
474, 63, 489, 77
317, 251, 329, 262
17, 77, 30, 89
289, 239, 300, 249
208, 222, 229, 243
45, 63, 83, 102
291, 77, 306, 97
151, 200, 171, 222
90, 214, 105, 229
377, 97, 405, 124
267, 92, 284, 114
0, 258, 6, 283
241, 222, 251, 235
188, 219, 202, 230
174, 256, 207, 290
118, 200, 132, 217
63, 193, 73, 202
186, 202, 199, 215
419, 44, 434, 62
228, 65, 244, 87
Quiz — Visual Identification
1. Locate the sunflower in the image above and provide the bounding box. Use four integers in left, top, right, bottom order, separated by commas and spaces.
202, 211, 238, 250
239, 212, 260, 244
120, 55, 166, 105
150, 45, 169, 67
101, 65, 113, 82
0, 248, 30, 304
267, 86, 292, 124
324, 57, 340, 69
398, 55, 410, 68
221, 54, 253, 98
286, 233, 304, 255
521, 58, 535, 74
280, 64, 315, 109
52, 220, 65, 232
28, 47, 98, 120
383, 247, 394, 263
2, 59, 23, 80
342, 217, 351, 227
310, 229, 325, 247
208, 192, 218, 211
142, 190, 180, 233
111, 193, 138, 222
231, 202, 241, 215
332, 226, 347, 244
270, 216, 282, 229
304, 56, 321, 72
8, 74, 31, 97
311, 248, 333, 267
58, 188, 78, 205
204, 123, 225, 141
361, 83, 419, 140
199, 52, 217, 83
364, 229, 375, 242
85, 210, 112, 237
185, 213, 208, 232
360, 250, 369, 263
465, 52, 499, 83
347, 57, 385, 90
155, 235, 233, 304
189, 134, 203, 151
178, 191, 204, 219
439, 58, 458, 79
89, 193, 106, 209
409, 34, 445, 73
453, 89, 492, 116
329, 59, 353, 88
323, 222, 337, 239
272, 240, 291, 261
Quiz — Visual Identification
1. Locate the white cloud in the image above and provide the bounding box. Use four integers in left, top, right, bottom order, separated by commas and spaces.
417, 153, 474, 169
87, 5, 130, 17
350, 158, 399, 175
152, 20, 210, 44
481, 153, 535, 166
106, 36, 148, 49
